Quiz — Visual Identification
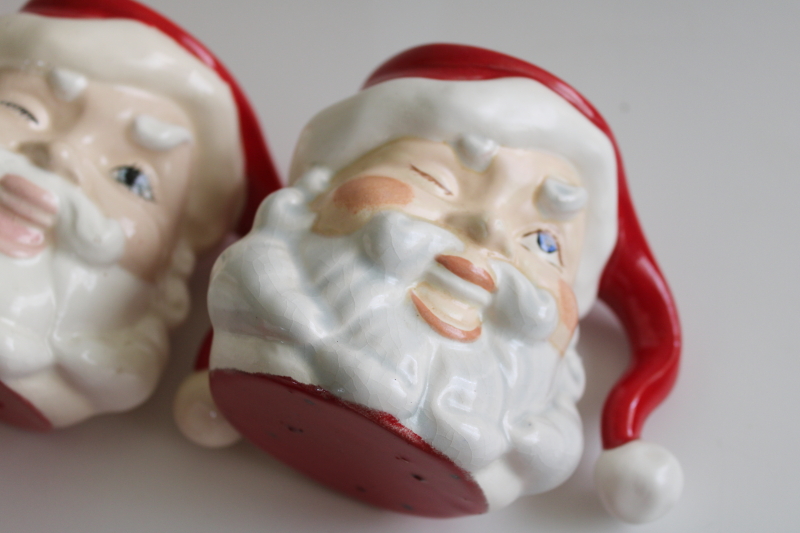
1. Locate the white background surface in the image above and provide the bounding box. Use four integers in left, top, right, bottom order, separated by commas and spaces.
1, 1, 798, 531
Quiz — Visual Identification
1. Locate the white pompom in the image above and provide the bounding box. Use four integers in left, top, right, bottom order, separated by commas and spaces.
594, 440, 683, 523
173, 370, 241, 448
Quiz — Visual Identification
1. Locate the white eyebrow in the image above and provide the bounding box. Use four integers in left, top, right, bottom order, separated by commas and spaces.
47, 68, 87, 102
132, 115, 192, 151
450, 134, 498, 172
536, 176, 588, 220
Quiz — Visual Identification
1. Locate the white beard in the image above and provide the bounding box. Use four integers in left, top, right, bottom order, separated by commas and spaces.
209, 175, 587, 509
0, 149, 192, 427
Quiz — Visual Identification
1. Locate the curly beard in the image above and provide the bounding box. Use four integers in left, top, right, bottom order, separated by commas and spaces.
0, 148, 192, 428
209, 177, 586, 507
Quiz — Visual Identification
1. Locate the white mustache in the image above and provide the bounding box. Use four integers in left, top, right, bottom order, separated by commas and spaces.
359, 209, 559, 342
227, 186, 559, 347
0, 148, 125, 265
361, 210, 463, 282
486, 260, 558, 342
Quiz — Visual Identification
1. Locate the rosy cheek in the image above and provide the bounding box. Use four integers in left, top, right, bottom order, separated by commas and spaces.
332, 176, 413, 214
558, 279, 578, 334
547, 279, 579, 355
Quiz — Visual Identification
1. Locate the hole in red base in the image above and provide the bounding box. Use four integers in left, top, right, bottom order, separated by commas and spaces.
210, 369, 488, 518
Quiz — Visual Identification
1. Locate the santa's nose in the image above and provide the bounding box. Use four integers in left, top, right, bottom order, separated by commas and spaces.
445, 212, 512, 257
17, 141, 79, 184
18, 141, 51, 170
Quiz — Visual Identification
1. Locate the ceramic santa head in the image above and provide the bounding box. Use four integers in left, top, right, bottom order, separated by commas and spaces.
177, 43, 682, 524
0, 0, 280, 431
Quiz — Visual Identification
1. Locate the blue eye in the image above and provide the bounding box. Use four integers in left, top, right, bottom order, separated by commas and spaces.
520, 230, 561, 265
112, 165, 155, 201
537, 230, 558, 254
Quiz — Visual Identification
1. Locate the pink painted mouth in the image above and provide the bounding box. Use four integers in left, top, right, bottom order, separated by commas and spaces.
410, 291, 481, 342
0, 173, 58, 258
408, 255, 495, 342
435, 254, 495, 292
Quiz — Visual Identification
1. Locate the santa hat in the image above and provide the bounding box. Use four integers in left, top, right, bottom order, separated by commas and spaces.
4, 0, 281, 246
289, 44, 683, 523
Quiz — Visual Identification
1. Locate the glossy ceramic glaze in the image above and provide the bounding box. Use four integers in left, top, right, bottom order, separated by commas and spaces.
0, 0, 281, 430
179, 43, 682, 524
311, 138, 586, 351
0, 68, 195, 280
209, 173, 587, 510
191, 71, 617, 515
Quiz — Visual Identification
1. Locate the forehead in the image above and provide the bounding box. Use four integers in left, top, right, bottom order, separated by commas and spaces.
337, 137, 581, 187
0, 67, 191, 125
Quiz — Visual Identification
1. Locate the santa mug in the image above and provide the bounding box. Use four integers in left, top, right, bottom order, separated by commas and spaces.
0, 0, 279, 431
175, 44, 684, 523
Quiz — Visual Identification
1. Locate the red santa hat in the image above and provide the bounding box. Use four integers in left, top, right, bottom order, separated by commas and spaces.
289, 43, 683, 522
10, 0, 281, 243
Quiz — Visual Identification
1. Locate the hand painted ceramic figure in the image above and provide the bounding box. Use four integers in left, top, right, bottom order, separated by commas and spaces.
175, 44, 682, 523
0, 0, 279, 431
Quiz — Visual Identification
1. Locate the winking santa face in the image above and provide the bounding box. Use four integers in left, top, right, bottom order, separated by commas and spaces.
0, 7, 249, 431
310, 137, 585, 351
0, 66, 195, 429
198, 75, 620, 515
